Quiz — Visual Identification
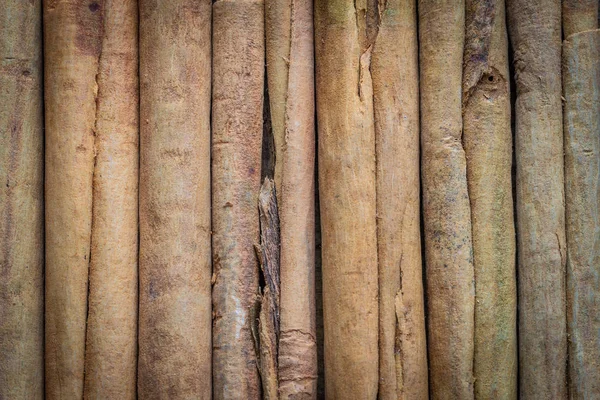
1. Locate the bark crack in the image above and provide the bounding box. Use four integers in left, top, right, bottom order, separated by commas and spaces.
82, 6, 105, 392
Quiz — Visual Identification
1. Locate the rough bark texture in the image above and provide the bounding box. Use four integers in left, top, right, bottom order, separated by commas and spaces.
419, 1, 475, 399
563, 29, 600, 400
507, 1, 567, 398
267, 0, 318, 398
463, 0, 517, 398
211, 1, 264, 398
371, 1, 428, 399
314, 1, 379, 398
563, 0, 598, 38
265, 0, 291, 197
138, 1, 212, 398
44, 1, 103, 397
83, 1, 138, 398
257, 179, 280, 400
0, 1, 44, 398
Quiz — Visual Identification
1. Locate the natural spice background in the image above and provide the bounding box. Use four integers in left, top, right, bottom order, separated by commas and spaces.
1, 0, 599, 399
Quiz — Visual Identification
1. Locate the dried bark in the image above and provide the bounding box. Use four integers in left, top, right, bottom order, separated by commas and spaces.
314, 1, 379, 398
211, 1, 264, 398
44, 1, 103, 397
563, 0, 598, 38
82, 1, 138, 398
563, 28, 600, 400
371, 1, 428, 399
0, 1, 44, 398
138, 0, 212, 398
419, 1, 475, 398
257, 179, 280, 400
265, 0, 318, 398
265, 0, 291, 197
507, 0, 567, 398
463, 0, 517, 398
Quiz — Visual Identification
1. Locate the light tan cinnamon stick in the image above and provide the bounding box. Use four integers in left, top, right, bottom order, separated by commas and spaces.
83, 0, 138, 398
314, 1, 379, 398
0, 1, 44, 398
138, 0, 212, 398
507, 0, 567, 398
211, 1, 264, 398
562, 6, 600, 396
372, 1, 427, 398
463, 0, 517, 398
44, 1, 103, 397
419, 0, 475, 398
266, 0, 318, 398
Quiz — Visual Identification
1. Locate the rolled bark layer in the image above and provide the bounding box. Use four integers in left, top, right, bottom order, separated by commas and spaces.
506, 0, 567, 398
83, 0, 138, 398
0, 1, 44, 398
371, 1, 427, 399
138, 0, 212, 398
463, 1, 517, 398
265, 0, 291, 196
266, 0, 318, 398
211, 1, 264, 398
44, 1, 103, 397
563, 29, 600, 400
314, 1, 379, 398
419, 1, 475, 398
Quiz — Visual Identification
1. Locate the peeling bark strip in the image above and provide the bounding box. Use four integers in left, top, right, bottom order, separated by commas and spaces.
463, 0, 517, 398
138, 0, 212, 398
563, 0, 599, 38
211, 1, 264, 398
563, 29, 600, 400
418, 1, 475, 399
257, 178, 280, 400
371, 1, 428, 399
265, 0, 318, 398
314, 1, 379, 398
83, 1, 138, 398
506, 1, 567, 398
43, 1, 103, 397
0, 1, 44, 398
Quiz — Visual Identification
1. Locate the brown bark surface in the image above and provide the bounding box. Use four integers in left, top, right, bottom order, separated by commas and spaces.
83, 1, 138, 398
211, 1, 264, 398
266, 0, 318, 398
419, 1, 475, 398
563, 0, 599, 38
507, 0, 567, 398
44, 1, 103, 397
0, 1, 44, 398
265, 0, 291, 197
371, 1, 428, 399
563, 29, 600, 400
138, 1, 212, 398
463, 0, 517, 398
314, 1, 379, 398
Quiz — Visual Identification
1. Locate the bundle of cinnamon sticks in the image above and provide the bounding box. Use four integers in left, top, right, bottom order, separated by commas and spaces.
1, 1, 598, 399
